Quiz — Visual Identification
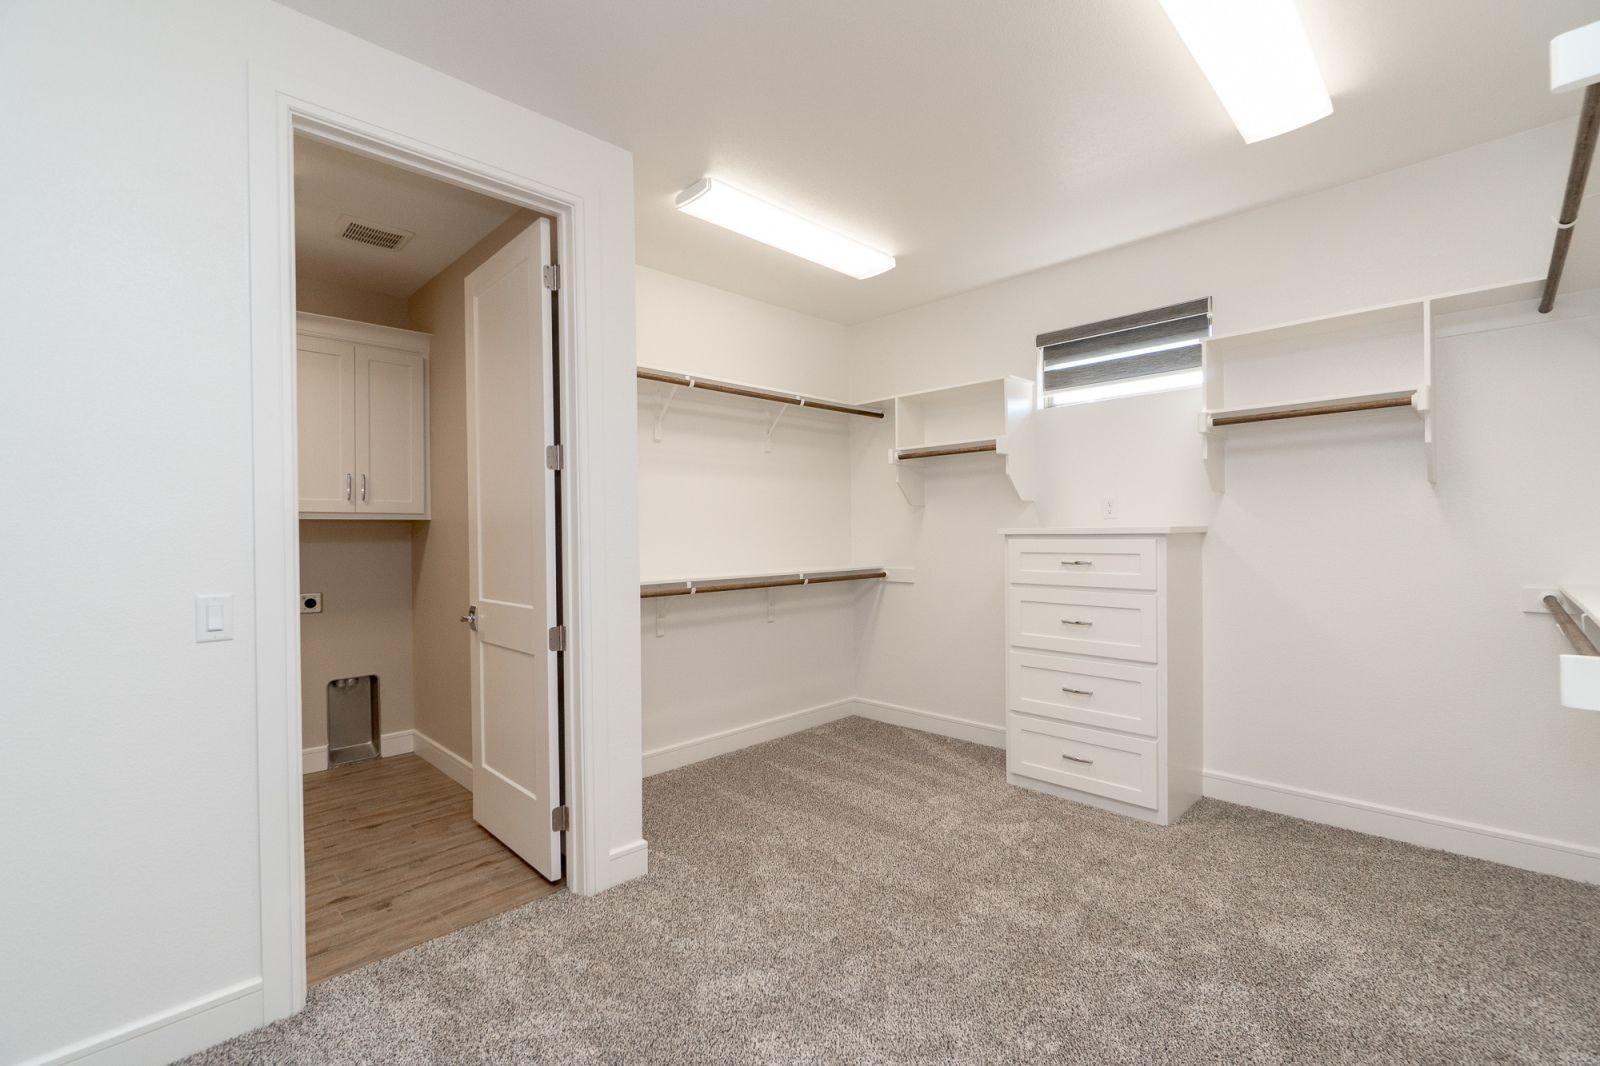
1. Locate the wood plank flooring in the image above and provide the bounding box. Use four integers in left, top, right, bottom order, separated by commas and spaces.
304, 753, 560, 983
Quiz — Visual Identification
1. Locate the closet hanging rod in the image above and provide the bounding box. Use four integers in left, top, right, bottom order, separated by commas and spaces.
896, 439, 999, 460
1210, 394, 1414, 428
1544, 595, 1600, 656
640, 568, 888, 599
1540, 82, 1600, 314
635, 366, 885, 419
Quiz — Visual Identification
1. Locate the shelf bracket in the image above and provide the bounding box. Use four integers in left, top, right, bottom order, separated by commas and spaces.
763, 404, 788, 452
653, 385, 680, 443
653, 597, 671, 638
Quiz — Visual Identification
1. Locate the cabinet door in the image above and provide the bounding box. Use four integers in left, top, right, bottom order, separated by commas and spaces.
355, 344, 427, 515
296, 334, 356, 513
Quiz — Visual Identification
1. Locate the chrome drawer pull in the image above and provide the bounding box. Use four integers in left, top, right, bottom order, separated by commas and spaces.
1060, 618, 1093, 626
1060, 686, 1094, 696
1061, 754, 1094, 765
1059, 560, 1093, 566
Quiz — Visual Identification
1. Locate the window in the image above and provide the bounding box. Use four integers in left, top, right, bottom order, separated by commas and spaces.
1037, 297, 1212, 407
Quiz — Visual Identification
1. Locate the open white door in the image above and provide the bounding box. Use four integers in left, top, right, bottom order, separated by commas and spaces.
463, 217, 562, 881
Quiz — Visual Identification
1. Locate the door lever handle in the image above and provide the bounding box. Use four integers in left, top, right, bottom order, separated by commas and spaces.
460, 605, 478, 631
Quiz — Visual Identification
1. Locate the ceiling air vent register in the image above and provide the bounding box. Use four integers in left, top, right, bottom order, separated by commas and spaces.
334, 215, 414, 251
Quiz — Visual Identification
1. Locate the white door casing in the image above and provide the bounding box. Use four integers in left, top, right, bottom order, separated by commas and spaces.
464, 217, 562, 881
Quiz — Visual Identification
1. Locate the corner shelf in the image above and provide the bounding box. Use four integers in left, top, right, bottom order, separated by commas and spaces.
1199, 300, 1434, 490
882, 376, 1037, 506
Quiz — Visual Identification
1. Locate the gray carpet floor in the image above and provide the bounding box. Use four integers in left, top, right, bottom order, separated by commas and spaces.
191, 718, 1600, 1064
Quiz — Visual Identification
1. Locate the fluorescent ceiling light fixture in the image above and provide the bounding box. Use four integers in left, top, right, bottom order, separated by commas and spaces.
674, 177, 895, 279
1160, 0, 1332, 143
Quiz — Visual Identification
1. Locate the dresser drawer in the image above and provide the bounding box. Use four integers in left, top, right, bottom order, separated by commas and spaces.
1009, 653, 1159, 736
1007, 587, 1160, 662
1008, 715, 1158, 810
1006, 537, 1158, 590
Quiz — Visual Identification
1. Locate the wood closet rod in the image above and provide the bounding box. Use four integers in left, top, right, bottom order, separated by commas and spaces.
1544, 595, 1600, 657
636, 366, 885, 419
1210, 395, 1413, 427
1540, 83, 1600, 314
895, 439, 999, 460
640, 568, 888, 599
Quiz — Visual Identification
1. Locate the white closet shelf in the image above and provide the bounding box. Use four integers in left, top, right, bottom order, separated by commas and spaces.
885, 376, 1037, 505
1199, 298, 1434, 489
1551, 586, 1600, 712
1203, 388, 1420, 429
640, 567, 888, 598
894, 437, 999, 460
637, 366, 884, 419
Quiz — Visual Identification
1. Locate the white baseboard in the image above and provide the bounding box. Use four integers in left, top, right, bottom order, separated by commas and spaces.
607, 838, 650, 884
379, 729, 414, 756
642, 698, 854, 776
23, 978, 262, 1066
1203, 769, 1600, 884
412, 729, 473, 790
301, 730, 418, 775
847, 697, 1006, 749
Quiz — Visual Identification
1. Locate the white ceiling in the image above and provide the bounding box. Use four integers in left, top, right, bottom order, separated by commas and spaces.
294, 135, 520, 297
279, 0, 1600, 322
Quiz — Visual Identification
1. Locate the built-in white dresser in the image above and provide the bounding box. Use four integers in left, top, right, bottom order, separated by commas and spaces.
1002, 527, 1205, 825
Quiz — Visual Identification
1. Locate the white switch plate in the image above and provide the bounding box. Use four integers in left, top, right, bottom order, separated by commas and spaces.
1102, 497, 1117, 520
195, 593, 233, 642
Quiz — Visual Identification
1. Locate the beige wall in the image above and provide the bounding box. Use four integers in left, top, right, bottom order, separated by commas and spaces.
407, 210, 543, 760
295, 274, 409, 328
298, 520, 416, 748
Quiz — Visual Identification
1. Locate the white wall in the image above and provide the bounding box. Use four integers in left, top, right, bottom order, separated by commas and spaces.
844, 121, 1600, 875
636, 268, 862, 767
0, 2, 639, 1062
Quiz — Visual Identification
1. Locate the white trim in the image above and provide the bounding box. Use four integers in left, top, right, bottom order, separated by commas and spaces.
250, 65, 642, 1029
412, 729, 475, 790
607, 838, 650, 883
847, 697, 1007, 748
300, 730, 416, 775
295, 311, 431, 352
379, 729, 415, 756
21, 979, 263, 1066
642, 699, 854, 776
1203, 769, 1600, 884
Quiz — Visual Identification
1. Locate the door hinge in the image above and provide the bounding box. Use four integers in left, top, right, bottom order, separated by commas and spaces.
551, 805, 570, 832
546, 444, 564, 471
548, 624, 567, 652
543, 263, 561, 291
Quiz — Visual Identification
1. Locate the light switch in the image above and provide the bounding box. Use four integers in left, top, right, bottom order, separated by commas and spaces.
195, 594, 234, 643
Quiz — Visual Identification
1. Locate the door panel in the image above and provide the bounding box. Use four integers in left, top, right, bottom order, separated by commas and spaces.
355, 345, 426, 515
464, 218, 561, 882
296, 335, 355, 513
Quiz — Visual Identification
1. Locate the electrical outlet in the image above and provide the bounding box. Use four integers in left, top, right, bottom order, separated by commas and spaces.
300, 592, 323, 614
1102, 497, 1118, 521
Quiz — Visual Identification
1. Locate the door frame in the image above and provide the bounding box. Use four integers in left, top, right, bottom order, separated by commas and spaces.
247, 71, 646, 1025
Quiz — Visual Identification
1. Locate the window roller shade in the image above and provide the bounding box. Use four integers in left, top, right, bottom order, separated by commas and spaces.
1038, 297, 1211, 395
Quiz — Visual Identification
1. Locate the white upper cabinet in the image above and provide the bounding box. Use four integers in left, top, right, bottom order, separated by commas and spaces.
297, 313, 430, 519
296, 333, 357, 513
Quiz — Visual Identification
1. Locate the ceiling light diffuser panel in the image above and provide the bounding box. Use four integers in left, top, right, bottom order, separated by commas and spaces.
673, 178, 896, 279
1160, 0, 1332, 143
